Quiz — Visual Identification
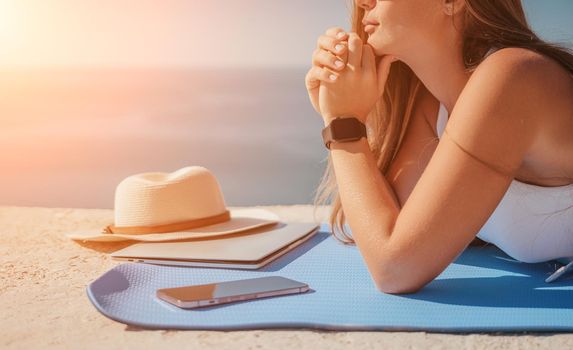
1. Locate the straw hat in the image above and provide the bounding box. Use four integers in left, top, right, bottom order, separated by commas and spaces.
66, 166, 280, 242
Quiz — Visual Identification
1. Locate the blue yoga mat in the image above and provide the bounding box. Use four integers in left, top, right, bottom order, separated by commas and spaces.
87, 223, 573, 332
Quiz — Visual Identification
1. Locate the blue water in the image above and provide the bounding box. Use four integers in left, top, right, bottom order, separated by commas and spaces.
0, 67, 330, 209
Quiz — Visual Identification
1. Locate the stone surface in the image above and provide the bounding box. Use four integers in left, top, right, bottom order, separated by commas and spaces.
1, 205, 572, 349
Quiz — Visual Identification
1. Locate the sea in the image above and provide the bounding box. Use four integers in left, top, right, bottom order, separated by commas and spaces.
0, 67, 331, 209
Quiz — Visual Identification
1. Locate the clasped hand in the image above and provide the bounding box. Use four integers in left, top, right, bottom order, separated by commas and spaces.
305, 27, 397, 126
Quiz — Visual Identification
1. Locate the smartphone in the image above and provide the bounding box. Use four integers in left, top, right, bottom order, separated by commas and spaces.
156, 276, 310, 309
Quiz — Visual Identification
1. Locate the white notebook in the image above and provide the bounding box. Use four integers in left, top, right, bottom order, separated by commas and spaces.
111, 222, 320, 270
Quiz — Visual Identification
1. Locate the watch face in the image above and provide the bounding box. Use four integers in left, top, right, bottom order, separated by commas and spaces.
331, 118, 363, 140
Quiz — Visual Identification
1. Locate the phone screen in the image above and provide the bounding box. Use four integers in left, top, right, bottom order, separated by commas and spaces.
157, 276, 309, 308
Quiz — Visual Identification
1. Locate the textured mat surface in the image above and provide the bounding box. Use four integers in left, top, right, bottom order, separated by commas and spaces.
87, 223, 573, 332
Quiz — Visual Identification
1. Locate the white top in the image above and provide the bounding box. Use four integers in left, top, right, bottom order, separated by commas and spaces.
436, 103, 573, 263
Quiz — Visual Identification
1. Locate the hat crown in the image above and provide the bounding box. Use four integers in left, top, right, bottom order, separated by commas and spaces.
114, 166, 227, 227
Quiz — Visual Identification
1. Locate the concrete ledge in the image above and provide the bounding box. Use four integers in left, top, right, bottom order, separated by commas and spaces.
1, 205, 571, 349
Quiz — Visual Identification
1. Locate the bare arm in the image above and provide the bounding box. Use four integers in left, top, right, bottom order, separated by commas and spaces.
386, 87, 439, 208
386, 88, 489, 247
328, 48, 544, 294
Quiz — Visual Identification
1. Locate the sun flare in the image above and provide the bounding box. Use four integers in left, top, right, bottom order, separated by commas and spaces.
0, 1, 23, 56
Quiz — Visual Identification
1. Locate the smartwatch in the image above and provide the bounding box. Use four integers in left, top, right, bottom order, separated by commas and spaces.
321, 116, 367, 150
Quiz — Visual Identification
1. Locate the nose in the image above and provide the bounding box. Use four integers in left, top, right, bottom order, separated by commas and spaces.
356, 0, 376, 11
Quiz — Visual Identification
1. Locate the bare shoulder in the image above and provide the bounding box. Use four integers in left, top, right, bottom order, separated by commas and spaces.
470, 47, 572, 108
455, 46, 572, 140
449, 46, 573, 182
478, 46, 567, 76
471, 47, 573, 184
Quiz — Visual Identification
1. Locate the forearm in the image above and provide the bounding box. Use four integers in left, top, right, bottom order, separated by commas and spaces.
327, 135, 401, 282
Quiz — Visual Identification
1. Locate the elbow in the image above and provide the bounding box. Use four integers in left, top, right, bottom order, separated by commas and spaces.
373, 277, 426, 295
364, 230, 431, 294
371, 262, 428, 295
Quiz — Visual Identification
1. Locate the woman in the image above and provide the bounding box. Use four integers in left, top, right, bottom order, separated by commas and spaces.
305, 0, 573, 294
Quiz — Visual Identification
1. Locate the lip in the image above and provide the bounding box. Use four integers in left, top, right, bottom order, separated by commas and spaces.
364, 24, 378, 34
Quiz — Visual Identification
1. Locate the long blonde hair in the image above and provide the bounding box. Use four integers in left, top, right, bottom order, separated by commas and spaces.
312, 0, 573, 244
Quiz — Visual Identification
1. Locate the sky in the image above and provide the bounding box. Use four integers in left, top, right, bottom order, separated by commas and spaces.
0, 0, 571, 68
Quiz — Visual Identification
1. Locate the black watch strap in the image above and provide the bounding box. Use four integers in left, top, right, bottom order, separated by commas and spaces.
321, 116, 367, 150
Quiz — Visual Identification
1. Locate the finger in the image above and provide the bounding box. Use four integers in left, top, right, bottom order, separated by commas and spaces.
347, 33, 363, 70
316, 35, 348, 63
305, 67, 320, 91
361, 44, 375, 71
312, 48, 346, 72
305, 66, 339, 90
325, 27, 349, 40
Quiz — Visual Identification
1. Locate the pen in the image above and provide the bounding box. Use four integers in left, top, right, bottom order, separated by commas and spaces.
545, 260, 573, 283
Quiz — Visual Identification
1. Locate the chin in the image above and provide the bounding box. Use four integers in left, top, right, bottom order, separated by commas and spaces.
367, 36, 394, 58
366, 39, 385, 56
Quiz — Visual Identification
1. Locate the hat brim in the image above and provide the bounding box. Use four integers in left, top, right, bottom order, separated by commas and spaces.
66, 208, 280, 242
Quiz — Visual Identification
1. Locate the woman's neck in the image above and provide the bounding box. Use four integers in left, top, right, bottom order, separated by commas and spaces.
402, 43, 472, 115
